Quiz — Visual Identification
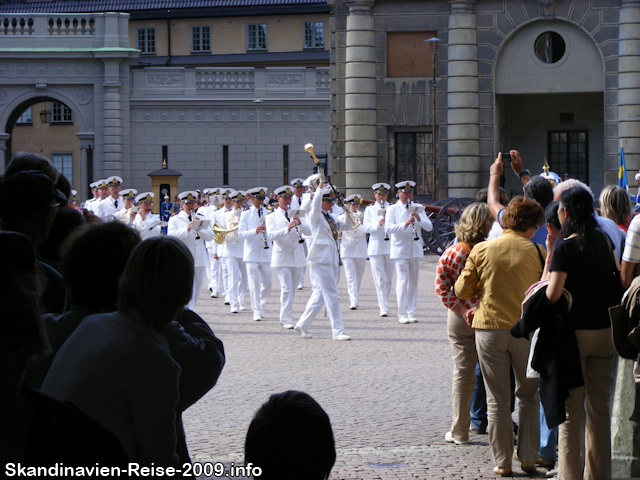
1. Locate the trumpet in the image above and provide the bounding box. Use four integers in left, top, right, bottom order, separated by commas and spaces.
304, 143, 360, 230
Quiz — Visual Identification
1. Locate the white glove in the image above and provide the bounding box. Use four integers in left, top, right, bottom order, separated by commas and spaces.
317, 165, 326, 184
342, 204, 350, 213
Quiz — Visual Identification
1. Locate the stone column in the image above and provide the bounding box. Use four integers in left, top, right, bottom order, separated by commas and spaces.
101, 59, 122, 176
447, 0, 479, 198
344, 0, 377, 196
76, 132, 94, 201
613, 6, 640, 475
619, 0, 640, 195
0, 132, 10, 172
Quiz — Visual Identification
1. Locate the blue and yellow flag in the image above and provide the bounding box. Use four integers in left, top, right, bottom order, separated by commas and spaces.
619, 145, 628, 191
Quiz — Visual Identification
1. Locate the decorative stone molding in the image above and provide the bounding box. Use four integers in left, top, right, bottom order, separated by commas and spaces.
147, 75, 181, 86
344, 0, 375, 14
449, 0, 476, 13
539, 0, 556, 20
267, 75, 302, 86
0, 88, 7, 103
75, 86, 92, 105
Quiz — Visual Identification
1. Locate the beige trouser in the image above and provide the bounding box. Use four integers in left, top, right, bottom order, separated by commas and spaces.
558, 328, 616, 480
447, 310, 477, 443
476, 329, 540, 470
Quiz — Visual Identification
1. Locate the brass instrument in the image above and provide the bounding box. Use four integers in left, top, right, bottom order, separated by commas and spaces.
304, 143, 360, 230
212, 210, 240, 244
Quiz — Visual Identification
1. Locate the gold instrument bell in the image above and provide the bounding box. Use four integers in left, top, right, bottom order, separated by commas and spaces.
540, 158, 561, 188
212, 221, 239, 244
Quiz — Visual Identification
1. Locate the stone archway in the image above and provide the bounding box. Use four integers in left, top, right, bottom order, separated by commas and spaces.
494, 20, 606, 194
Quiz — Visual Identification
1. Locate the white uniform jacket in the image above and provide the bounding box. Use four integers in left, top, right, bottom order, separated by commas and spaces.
200, 204, 219, 255
290, 195, 304, 210
223, 208, 244, 259
239, 205, 273, 263
364, 201, 391, 256
213, 207, 233, 257
132, 212, 163, 240
384, 201, 433, 259
84, 198, 99, 213
96, 196, 123, 221
167, 210, 214, 267
306, 188, 352, 267
266, 207, 311, 268
339, 211, 367, 259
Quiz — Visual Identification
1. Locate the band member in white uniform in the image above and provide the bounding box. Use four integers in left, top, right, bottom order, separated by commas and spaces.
265, 186, 311, 329
213, 189, 234, 303
290, 178, 307, 289
87, 179, 109, 214
363, 182, 395, 317
84, 182, 100, 211
112, 189, 138, 223
132, 192, 163, 240
294, 171, 352, 341
384, 180, 433, 324
96, 176, 124, 221
224, 190, 248, 313
201, 188, 222, 297
168, 191, 215, 310
339, 194, 367, 310
197, 188, 216, 293
239, 187, 273, 321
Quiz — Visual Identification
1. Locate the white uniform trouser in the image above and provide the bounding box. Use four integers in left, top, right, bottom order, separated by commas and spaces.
275, 267, 303, 325
188, 266, 207, 310
227, 257, 247, 309
342, 257, 366, 307
370, 254, 395, 314
207, 248, 222, 294
394, 257, 420, 320
298, 242, 308, 288
204, 245, 212, 287
220, 256, 230, 303
246, 261, 273, 316
296, 263, 345, 337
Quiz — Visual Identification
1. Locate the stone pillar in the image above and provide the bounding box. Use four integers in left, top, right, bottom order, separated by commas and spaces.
344, 0, 377, 196
76, 132, 94, 202
102, 59, 122, 176
611, 358, 640, 477
619, 0, 640, 196
447, 0, 479, 198
0, 132, 10, 172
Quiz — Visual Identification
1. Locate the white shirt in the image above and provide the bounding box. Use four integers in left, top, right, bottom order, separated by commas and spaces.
339, 210, 367, 259
239, 205, 273, 263
363, 201, 391, 256
266, 207, 311, 268
167, 210, 214, 267
96, 195, 124, 221
384, 200, 433, 259
133, 212, 163, 240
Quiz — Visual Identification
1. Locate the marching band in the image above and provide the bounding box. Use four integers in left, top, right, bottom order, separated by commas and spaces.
79, 147, 434, 339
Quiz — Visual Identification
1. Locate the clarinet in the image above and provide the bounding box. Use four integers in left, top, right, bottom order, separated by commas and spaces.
406, 203, 419, 241
258, 207, 269, 249
381, 200, 389, 241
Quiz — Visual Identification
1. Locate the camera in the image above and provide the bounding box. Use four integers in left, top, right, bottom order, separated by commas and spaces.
501, 152, 512, 163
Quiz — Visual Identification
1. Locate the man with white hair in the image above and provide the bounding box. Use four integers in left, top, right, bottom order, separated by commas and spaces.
168, 191, 214, 309
385, 180, 433, 324
294, 169, 353, 341
240, 187, 273, 321
363, 182, 394, 317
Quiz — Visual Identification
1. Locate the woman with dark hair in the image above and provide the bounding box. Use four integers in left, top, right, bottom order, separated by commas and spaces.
545, 186, 618, 480
42, 236, 195, 467
455, 196, 546, 477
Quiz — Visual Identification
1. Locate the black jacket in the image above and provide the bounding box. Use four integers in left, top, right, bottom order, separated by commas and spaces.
510, 285, 583, 429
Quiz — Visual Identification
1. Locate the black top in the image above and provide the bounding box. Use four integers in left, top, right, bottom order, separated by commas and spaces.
550, 231, 616, 330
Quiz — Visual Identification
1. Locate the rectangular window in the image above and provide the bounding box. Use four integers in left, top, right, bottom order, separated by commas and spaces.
303, 22, 324, 49
191, 26, 211, 53
548, 130, 589, 184
247, 24, 267, 51
162, 145, 168, 168
136, 27, 156, 55
223, 145, 229, 185
16, 106, 32, 125
395, 132, 434, 197
283, 145, 289, 184
52, 153, 73, 183
51, 102, 73, 124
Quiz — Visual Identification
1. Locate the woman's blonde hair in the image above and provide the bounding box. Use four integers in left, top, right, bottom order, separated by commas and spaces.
599, 184, 630, 227
454, 202, 494, 244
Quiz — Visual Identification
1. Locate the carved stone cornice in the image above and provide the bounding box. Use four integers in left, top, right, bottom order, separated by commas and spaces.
344, 0, 375, 14
622, 0, 640, 6
449, 0, 476, 14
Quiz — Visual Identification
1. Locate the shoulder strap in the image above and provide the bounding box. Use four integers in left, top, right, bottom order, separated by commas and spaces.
533, 243, 545, 271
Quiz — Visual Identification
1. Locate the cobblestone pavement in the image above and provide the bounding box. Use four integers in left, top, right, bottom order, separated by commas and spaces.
183, 254, 526, 479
